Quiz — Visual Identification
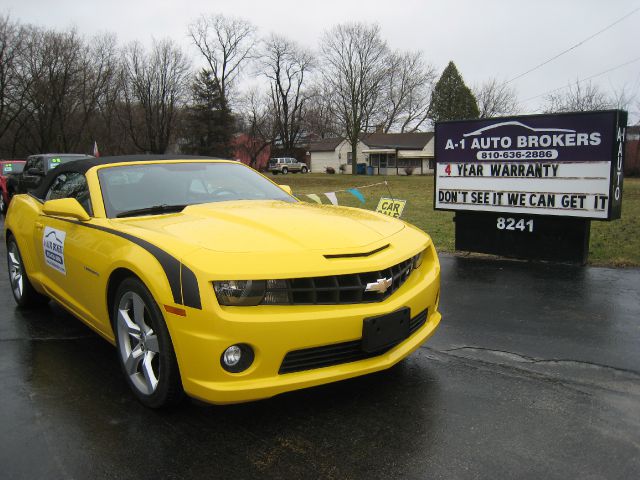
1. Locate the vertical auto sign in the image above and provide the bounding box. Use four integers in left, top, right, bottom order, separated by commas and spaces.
434, 110, 627, 263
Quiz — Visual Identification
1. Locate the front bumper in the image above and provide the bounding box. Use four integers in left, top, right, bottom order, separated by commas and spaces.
164, 248, 441, 404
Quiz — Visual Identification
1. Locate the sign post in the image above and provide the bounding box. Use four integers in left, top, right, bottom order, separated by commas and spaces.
434, 110, 627, 264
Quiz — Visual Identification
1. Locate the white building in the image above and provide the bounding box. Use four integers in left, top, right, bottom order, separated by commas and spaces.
308, 132, 435, 175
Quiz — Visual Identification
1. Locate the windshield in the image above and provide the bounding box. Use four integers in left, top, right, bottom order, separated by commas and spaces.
2, 163, 24, 175
98, 162, 296, 218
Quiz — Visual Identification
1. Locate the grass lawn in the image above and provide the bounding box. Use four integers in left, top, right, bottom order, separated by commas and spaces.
271, 173, 640, 268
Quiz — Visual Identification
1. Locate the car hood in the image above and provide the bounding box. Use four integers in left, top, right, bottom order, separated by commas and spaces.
109, 200, 404, 254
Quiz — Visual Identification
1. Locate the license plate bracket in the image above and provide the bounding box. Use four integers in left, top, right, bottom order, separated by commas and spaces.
361, 307, 411, 353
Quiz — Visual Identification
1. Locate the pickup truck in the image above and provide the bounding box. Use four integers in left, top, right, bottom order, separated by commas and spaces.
5, 153, 90, 204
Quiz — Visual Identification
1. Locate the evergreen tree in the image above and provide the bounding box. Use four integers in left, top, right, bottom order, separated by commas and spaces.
429, 61, 479, 122
182, 69, 233, 157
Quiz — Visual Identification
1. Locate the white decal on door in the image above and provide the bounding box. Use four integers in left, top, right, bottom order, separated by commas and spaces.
43, 227, 66, 274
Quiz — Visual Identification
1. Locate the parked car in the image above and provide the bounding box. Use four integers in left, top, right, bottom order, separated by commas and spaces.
268, 157, 308, 174
5, 155, 441, 408
6, 153, 91, 202
0, 160, 26, 214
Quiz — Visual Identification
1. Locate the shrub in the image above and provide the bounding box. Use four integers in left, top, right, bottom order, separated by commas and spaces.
339, 163, 347, 173
404, 167, 414, 176
325, 166, 336, 174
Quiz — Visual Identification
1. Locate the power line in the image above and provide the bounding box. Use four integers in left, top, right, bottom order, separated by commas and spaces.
521, 56, 640, 103
506, 6, 640, 84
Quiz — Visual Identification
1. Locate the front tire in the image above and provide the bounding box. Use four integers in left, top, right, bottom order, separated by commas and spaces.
6, 235, 49, 308
113, 277, 183, 408
301, 166, 308, 173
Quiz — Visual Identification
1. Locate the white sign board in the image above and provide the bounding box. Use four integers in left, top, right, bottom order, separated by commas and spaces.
434, 111, 627, 220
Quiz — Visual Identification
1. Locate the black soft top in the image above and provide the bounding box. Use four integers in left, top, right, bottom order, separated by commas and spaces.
31, 154, 219, 199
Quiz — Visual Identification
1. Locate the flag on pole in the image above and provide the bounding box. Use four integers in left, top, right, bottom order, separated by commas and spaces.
347, 188, 365, 204
324, 192, 338, 205
93, 141, 100, 158
306, 194, 322, 204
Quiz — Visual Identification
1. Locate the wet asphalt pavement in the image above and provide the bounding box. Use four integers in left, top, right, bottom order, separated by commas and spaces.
1, 234, 639, 479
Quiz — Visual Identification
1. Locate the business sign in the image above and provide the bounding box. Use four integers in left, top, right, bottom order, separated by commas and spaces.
42, 227, 66, 274
376, 198, 406, 218
434, 110, 627, 220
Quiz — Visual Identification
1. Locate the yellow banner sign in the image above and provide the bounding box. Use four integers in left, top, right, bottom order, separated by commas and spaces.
376, 198, 406, 218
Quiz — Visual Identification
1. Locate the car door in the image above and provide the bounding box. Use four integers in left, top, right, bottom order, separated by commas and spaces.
33, 171, 105, 331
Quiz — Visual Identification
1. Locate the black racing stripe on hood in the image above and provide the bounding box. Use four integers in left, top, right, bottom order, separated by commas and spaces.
56, 219, 200, 309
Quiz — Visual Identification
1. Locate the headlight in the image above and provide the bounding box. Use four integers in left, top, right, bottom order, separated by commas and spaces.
213, 279, 291, 306
213, 280, 266, 306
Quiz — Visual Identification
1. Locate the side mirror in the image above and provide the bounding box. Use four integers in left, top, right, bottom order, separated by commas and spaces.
27, 167, 44, 176
280, 185, 292, 195
42, 198, 90, 221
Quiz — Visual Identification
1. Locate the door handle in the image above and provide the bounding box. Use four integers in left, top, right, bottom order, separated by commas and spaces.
35, 222, 43, 230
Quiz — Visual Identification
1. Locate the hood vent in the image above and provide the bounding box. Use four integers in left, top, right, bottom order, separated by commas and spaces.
324, 244, 389, 259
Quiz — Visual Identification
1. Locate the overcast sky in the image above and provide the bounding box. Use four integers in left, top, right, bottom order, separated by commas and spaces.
4, 0, 640, 122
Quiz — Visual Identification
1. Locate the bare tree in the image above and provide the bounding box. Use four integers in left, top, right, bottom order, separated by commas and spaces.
121, 39, 191, 153
0, 14, 28, 152
303, 84, 340, 138
260, 34, 313, 152
321, 23, 388, 174
188, 14, 256, 107
1, 23, 127, 156
236, 88, 276, 169
474, 78, 520, 118
378, 50, 436, 132
87, 34, 131, 155
544, 80, 611, 113
609, 84, 636, 112
14, 27, 92, 153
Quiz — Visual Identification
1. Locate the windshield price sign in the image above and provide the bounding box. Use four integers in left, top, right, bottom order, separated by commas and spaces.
434, 110, 627, 220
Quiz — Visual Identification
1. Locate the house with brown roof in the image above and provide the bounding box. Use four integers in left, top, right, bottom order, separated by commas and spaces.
307, 132, 435, 175
307, 137, 368, 173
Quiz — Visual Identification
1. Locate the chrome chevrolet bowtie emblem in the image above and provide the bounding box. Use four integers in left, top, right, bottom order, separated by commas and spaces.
365, 277, 393, 294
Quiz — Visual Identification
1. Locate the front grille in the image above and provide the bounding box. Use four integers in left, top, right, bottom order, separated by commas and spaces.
268, 256, 416, 305
279, 308, 428, 374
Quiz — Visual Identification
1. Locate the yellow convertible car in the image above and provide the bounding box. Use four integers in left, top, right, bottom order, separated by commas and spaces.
5, 156, 441, 407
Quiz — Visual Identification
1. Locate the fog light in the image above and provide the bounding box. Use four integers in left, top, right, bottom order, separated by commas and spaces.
223, 345, 242, 367
220, 343, 255, 373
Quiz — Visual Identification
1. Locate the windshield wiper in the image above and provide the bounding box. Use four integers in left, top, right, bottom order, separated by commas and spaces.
116, 204, 188, 218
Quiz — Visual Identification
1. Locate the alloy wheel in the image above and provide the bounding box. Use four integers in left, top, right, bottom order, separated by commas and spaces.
117, 291, 161, 395
8, 242, 23, 301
